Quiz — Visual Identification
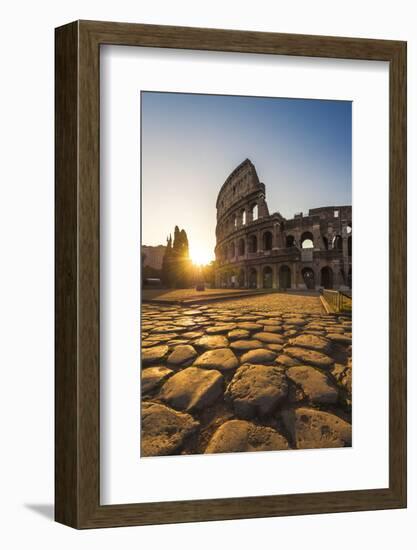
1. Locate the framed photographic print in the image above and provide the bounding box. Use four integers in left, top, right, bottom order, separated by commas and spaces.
55, 20, 407, 528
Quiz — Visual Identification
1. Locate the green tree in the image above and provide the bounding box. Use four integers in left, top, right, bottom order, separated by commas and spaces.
179, 229, 189, 256
161, 234, 173, 286
178, 229, 191, 287
163, 226, 192, 288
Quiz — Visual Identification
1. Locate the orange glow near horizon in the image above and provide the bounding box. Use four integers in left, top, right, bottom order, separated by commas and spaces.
189, 246, 214, 267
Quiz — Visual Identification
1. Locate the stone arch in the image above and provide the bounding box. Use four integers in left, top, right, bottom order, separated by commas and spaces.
238, 238, 245, 256
286, 235, 295, 248
302, 267, 315, 289
301, 231, 314, 249
333, 235, 343, 251
241, 209, 246, 225
279, 265, 291, 289
248, 268, 258, 289
263, 231, 273, 251
321, 266, 333, 289
248, 234, 258, 253
250, 203, 258, 221
262, 266, 273, 288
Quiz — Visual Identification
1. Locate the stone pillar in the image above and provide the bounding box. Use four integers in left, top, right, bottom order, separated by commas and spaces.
236, 210, 242, 228
294, 230, 301, 249
272, 264, 278, 289
257, 268, 262, 289
247, 206, 253, 224
258, 194, 269, 218
278, 224, 285, 248
273, 223, 280, 250
291, 263, 297, 289
312, 224, 320, 250
256, 230, 261, 253
313, 265, 321, 290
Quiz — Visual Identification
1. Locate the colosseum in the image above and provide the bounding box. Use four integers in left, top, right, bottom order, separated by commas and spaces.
214, 159, 352, 291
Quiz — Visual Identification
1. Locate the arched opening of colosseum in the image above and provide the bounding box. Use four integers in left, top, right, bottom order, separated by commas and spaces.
229, 242, 235, 258
248, 235, 257, 253
234, 214, 238, 229
238, 269, 245, 288
279, 265, 291, 289
348, 235, 352, 256
301, 231, 314, 249
238, 238, 245, 256
263, 266, 273, 288
263, 231, 273, 251
286, 235, 295, 248
321, 266, 333, 289
241, 209, 246, 225
302, 267, 315, 289
251, 203, 258, 221
249, 268, 258, 288
333, 235, 343, 250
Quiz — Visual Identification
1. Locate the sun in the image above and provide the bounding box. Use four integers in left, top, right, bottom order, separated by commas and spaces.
190, 248, 213, 266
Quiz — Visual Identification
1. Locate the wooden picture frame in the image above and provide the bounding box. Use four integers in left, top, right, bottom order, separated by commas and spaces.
55, 20, 407, 528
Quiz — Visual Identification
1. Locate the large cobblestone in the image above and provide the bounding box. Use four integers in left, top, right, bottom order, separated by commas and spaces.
141, 292, 352, 456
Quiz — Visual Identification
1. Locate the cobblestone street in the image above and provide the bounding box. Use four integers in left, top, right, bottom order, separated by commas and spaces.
141, 292, 352, 457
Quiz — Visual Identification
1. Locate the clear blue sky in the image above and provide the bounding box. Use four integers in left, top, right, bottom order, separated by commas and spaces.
141, 91, 351, 264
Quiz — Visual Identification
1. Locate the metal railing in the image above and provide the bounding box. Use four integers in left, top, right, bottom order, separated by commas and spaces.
322, 289, 352, 313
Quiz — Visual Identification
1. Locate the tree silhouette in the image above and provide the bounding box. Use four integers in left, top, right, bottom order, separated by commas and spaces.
161, 234, 173, 286
161, 227, 192, 288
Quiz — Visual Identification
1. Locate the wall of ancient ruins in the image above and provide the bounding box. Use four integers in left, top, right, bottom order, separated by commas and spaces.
214, 159, 352, 291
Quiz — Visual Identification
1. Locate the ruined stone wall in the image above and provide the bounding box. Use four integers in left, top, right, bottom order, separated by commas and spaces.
142, 245, 167, 270
215, 160, 352, 291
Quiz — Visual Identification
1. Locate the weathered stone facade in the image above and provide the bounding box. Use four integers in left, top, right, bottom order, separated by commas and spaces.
142, 244, 166, 270
215, 159, 352, 290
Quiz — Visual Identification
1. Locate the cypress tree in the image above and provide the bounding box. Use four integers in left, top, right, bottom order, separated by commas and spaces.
161, 234, 172, 286
180, 229, 189, 257
162, 226, 192, 288
179, 229, 191, 287
172, 226, 181, 253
